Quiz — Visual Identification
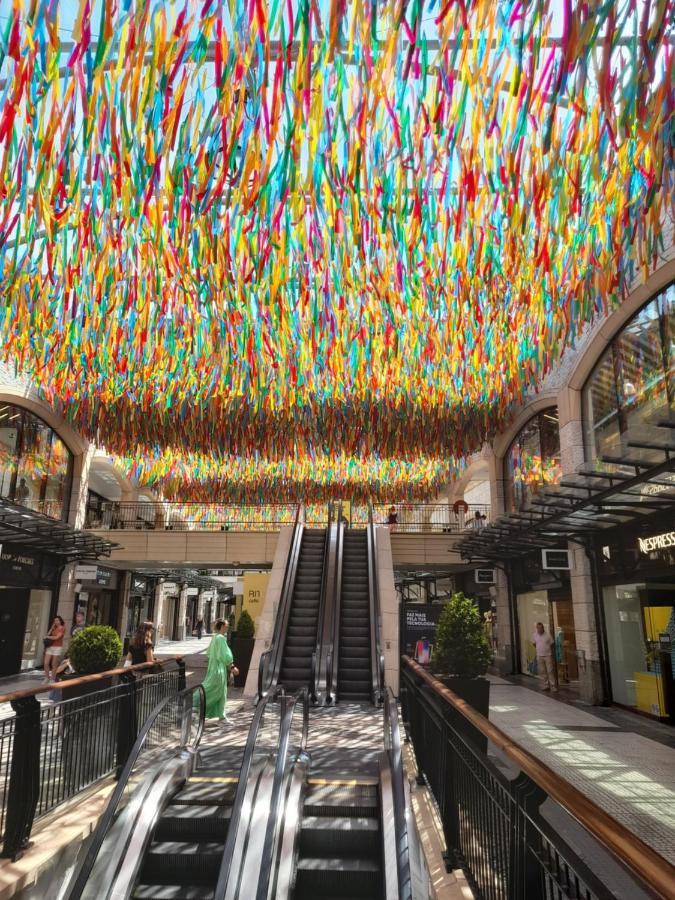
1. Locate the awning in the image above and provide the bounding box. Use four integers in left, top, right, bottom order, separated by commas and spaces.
0, 501, 118, 560
458, 418, 675, 562
127, 568, 235, 593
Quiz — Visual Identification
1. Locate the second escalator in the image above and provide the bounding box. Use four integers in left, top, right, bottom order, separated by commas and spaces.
280, 528, 328, 691
337, 529, 372, 701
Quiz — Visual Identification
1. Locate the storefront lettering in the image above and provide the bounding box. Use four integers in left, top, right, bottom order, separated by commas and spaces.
638, 531, 675, 554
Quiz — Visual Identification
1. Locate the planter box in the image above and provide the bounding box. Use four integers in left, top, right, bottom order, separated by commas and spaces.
58, 674, 115, 701
437, 674, 490, 754
230, 638, 254, 688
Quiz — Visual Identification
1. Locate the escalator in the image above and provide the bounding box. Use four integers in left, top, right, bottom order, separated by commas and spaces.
337, 529, 372, 701
280, 528, 328, 690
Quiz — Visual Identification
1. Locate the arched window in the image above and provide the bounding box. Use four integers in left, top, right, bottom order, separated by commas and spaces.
0, 403, 73, 519
504, 408, 561, 512
583, 282, 674, 459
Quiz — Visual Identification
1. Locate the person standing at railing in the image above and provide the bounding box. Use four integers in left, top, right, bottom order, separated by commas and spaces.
201, 619, 238, 724
126, 621, 156, 666
532, 622, 558, 692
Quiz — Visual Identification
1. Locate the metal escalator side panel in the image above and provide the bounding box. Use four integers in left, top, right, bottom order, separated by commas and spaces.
381, 689, 413, 900
266, 756, 310, 900
265, 519, 305, 694
313, 509, 340, 703
368, 505, 385, 705
82, 757, 190, 900
222, 759, 276, 900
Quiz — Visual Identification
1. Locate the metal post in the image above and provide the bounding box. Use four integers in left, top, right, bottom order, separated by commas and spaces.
177, 659, 186, 691
2, 696, 41, 859
116, 672, 138, 777
508, 771, 547, 900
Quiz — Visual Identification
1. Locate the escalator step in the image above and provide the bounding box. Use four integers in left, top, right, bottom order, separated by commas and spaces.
154, 810, 230, 841
341, 627, 369, 638
299, 816, 379, 857
133, 885, 215, 899
173, 783, 236, 806
295, 857, 381, 898
339, 659, 370, 671
339, 693, 372, 702
304, 785, 378, 818
140, 845, 223, 884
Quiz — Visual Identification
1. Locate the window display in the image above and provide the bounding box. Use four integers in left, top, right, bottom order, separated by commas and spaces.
0, 403, 73, 519
505, 408, 561, 512
583, 283, 675, 459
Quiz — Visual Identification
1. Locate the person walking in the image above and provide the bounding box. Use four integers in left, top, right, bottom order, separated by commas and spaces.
44, 615, 66, 682
532, 622, 557, 692
126, 621, 156, 666
196, 617, 204, 640
201, 619, 238, 723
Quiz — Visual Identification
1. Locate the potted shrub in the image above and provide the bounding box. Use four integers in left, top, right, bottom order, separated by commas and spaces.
230, 610, 255, 687
69, 625, 123, 676
431, 593, 493, 750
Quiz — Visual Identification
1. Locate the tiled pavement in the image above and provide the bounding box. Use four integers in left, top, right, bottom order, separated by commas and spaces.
488, 675, 675, 868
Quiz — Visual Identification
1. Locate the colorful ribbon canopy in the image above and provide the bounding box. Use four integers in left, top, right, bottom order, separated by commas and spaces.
0, 1, 672, 500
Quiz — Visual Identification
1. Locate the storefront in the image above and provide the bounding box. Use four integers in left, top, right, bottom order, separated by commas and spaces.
73, 563, 120, 630
596, 519, 675, 722
126, 573, 156, 638
511, 553, 579, 692
0, 546, 60, 675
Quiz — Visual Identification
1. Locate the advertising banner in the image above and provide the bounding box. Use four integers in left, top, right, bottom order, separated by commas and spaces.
241, 572, 270, 626
399, 604, 443, 666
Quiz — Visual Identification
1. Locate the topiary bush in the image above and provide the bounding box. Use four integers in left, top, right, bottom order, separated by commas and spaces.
236, 609, 255, 639
432, 593, 493, 678
69, 625, 123, 675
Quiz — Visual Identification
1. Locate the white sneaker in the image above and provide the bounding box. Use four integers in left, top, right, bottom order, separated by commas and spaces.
221, 715, 234, 725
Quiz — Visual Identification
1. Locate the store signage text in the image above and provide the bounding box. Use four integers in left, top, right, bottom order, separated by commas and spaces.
638, 531, 675, 554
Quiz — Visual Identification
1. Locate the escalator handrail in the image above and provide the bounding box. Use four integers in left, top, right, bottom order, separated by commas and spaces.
263, 506, 304, 695
383, 687, 412, 899
368, 503, 384, 704
65, 684, 206, 899
326, 503, 344, 702
310, 502, 334, 700
215, 685, 286, 897
255, 687, 310, 900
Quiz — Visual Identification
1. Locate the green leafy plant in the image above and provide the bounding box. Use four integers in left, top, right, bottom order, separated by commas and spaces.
236, 610, 255, 640
69, 625, 123, 675
432, 593, 493, 678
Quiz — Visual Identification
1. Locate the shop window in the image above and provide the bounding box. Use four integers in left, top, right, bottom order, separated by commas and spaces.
505, 408, 561, 512
583, 282, 675, 462
0, 403, 73, 519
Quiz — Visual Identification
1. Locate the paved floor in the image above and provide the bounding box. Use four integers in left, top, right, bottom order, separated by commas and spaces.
488, 675, 675, 868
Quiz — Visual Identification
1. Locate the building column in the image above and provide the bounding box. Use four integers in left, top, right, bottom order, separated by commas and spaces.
558, 386, 605, 704
176, 585, 189, 641
484, 446, 514, 674
117, 571, 132, 641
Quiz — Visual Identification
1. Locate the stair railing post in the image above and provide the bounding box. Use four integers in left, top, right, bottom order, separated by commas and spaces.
2, 696, 41, 859
508, 771, 547, 900
116, 671, 139, 777
177, 659, 186, 691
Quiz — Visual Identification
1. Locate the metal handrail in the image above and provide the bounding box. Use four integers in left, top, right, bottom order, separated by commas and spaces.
255, 688, 310, 900
215, 686, 285, 897
0, 656, 184, 704
326, 504, 344, 702
260, 507, 303, 696
383, 688, 411, 900
402, 657, 675, 900
65, 684, 206, 899
367, 504, 384, 705
310, 502, 334, 701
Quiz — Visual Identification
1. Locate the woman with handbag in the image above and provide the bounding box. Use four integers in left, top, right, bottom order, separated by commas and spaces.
44, 615, 66, 682
201, 619, 238, 723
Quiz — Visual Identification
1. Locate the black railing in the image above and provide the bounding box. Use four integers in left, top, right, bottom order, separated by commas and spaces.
325, 504, 344, 703
355, 502, 491, 532
0, 658, 185, 860
383, 688, 412, 899
401, 657, 675, 900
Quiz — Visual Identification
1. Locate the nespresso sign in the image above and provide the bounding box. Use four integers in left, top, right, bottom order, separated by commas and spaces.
638, 531, 675, 554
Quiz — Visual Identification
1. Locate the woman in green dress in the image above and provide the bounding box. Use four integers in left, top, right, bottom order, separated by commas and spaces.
201, 619, 238, 721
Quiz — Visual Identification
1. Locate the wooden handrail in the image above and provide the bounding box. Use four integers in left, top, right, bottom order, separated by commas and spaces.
402, 656, 675, 900
0, 657, 184, 705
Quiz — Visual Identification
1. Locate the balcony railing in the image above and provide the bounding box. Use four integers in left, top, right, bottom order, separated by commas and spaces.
85, 502, 301, 532
0, 658, 185, 860
354, 502, 491, 532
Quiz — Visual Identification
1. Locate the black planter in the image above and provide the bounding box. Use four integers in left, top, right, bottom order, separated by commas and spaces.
229, 638, 254, 688
438, 675, 490, 754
